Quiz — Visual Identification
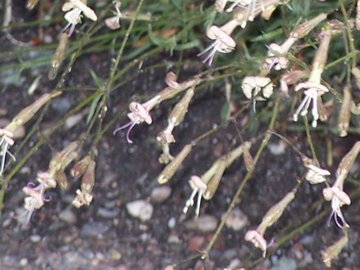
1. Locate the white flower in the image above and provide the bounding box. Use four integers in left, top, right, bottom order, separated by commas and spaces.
183, 176, 207, 217
198, 20, 238, 66
323, 186, 351, 228
0, 129, 15, 175
305, 164, 330, 184
245, 230, 267, 257
293, 81, 329, 127
62, 0, 97, 36
105, 1, 122, 30
241, 76, 273, 100
263, 43, 289, 71
72, 189, 93, 208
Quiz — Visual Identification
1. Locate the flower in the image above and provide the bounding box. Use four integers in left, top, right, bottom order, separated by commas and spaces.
105, 1, 122, 30
241, 76, 273, 100
304, 162, 330, 184
323, 186, 351, 228
62, 0, 97, 37
226, 0, 258, 17
183, 176, 207, 217
0, 129, 15, 175
245, 230, 267, 257
198, 20, 238, 66
292, 81, 329, 127
113, 102, 153, 144
21, 175, 55, 224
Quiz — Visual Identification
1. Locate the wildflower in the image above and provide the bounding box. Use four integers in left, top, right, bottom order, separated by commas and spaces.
323, 141, 360, 227
21, 172, 56, 224
263, 13, 327, 72
183, 176, 207, 217
293, 30, 332, 127
302, 156, 330, 184
105, 1, 122, 30
245, 188, 296, 257
114, 73, 201, 144
198, 20, 238, 66
321, 232, 349, 267
226, 0, 261, 18
0, 129, 15, 175
62, 0, 97, 37
323, 186, 350, 228
113, 101, 153, 144
242, 76, 273, 110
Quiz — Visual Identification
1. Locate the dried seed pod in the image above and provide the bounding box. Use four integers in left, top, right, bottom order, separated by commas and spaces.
26, 0, 39, 10
335, 141, 360, 186
168, 88, 194, 128
157, 144, 192, 184
321, 232, 348, 267
257, 188, 296, 235
338, 85, 352, 137
4, 91, 61, 134
71, 155, 91, 177
48, 33, 69, 80
49, 141, 81, 189
290, 13, 327, 39
203, 158, 227, 200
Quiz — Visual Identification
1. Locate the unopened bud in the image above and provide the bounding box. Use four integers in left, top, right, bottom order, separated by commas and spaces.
26, 0, 39, 10
335, 141, 360, 187
157, 144, 192, 184
338, 85, 352, 137
291, 13, 327, 39
71, 155, 91, 177
168, 88, 194, 127
257, 188, 296, 235
48, 33, 69, 80
4, 91, 61, 134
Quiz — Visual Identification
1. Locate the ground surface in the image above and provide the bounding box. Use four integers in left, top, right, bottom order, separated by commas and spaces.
0, 2, 359, 270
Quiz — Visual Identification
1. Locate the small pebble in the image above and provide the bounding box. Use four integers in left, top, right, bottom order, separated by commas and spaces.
126, 200, 153, 221
168, 217, 176, 229
19, 258, 28, 267
150, 186, 171, 203
185, 215, 218, 232
97, 207, 119, 219
30, 235, 41, 243
225, 208, 248, 231
59, 208, 77, 224
268, 141, 287, 155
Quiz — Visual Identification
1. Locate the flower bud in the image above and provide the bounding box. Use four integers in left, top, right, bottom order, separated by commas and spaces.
157, 144, 192, 184
338, 85, 352, 137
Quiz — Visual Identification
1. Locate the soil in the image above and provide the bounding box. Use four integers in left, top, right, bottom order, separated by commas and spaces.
0, 3, 359, 270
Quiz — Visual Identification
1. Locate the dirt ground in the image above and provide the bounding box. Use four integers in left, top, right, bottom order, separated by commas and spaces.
0, 2, 359, 270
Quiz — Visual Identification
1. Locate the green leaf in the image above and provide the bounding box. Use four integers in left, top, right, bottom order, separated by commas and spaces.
89, 70, 104, 88
87, 93, 103, 124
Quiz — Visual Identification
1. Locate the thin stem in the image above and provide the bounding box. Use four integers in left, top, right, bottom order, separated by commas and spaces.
203, 95, 280, 256
303, 115, 319, 164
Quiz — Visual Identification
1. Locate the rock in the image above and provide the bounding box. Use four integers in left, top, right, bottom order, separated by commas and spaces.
80, 222, 110, 238
59, 208, 77, 224
225, 208, 248, 231
185, 215, 218, 232
150, 186, 171, 203
96, 207, 119, 219
268, 141, 287, 155
126, 200, 153, 221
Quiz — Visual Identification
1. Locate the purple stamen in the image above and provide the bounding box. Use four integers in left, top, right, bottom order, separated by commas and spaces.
113, 121, 137, 144
197, 40, 221, 66
42, 194, 52, 202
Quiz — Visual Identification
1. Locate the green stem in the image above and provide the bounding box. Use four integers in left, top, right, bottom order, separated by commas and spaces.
203, 95, 280, 256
